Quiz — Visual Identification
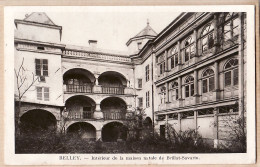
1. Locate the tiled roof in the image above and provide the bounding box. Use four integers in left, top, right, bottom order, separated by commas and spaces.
134, 23, 157, 38
24, 12, 56, 25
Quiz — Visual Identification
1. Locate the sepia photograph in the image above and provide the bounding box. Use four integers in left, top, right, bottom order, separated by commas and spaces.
4, 5, 256, 165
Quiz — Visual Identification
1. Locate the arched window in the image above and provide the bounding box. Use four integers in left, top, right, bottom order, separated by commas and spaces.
157, 53, 166, 75
202, 69, 215, 93
184, 76, 194, 98
183, 36, 195, 62
171, 81, 179, 101
224, 58, 239, 87
160, 86, 166, 104
223, 12, 239, 41
168, 46, 179, 69
201, 23, 214, 52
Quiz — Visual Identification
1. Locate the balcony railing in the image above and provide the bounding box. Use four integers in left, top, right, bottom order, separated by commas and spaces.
103, 112, 126, 120
101, 86, 125, 95
65, 84, 93, 93
68, 112, 93, 119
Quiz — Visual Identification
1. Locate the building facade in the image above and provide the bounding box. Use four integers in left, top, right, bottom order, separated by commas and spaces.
14, 12, 246, 146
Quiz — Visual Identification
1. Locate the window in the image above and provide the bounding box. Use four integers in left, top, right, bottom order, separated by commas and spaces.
37, 46, 45, 50
171, 81, 179, 101
224, 58, 239, 87
138, 79, 142, 89
145, 65, 150, 81
146, 91, 150, 108
137, 42, 142, 50
35, 59, 48, 76
138, 97, 143, 108
159, 61, 165, 75
160, 86, 166, 104
168, 46, 179, 69
37, 87, 49, 101
183, 36, 195, 62
223, 12, 240, 41
202, 69, 215, 93
184, 76, 194, 98
201, 23, 214, 52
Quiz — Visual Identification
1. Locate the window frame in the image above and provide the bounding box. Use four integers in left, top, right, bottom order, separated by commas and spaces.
35, 59, 48, 77
146, 91, 150, 108
137, 78, 142, 89
145, 65, 150, 82
138, 97, 143, 108
170, 81, 179, 101
224, 58, 239, 87
184, 76, 195, 98
202, 69, 215, 93
168, 46, 179, 69
201, 23, 215, 52
183, 36, 195, 62
36, 86, 50, 101
223, 12, 240, 41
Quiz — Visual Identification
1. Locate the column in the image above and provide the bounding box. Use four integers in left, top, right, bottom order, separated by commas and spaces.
96, 130, 102, 141
165, 50, 168, 72
166, 82, 169, 103
177, 41, 182, 65
94, 74, 99, 85
178, 77, 182, 99
194, 70, 198, 95
165, 114, 169, 138
213, 14, 218, 53
194, 110, 198, 132
214, 61, 220, 101
193, 29, 198, 57
213, 107, 219, 148
178, 113, 181, 132
93, 104, 103, 119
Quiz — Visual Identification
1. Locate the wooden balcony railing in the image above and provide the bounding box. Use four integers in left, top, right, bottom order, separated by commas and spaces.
103, 112, 126, 120
65, 84, 93, 93
101, 86, 125, 95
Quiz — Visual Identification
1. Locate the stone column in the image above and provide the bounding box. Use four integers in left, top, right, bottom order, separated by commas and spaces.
166, 82, 169, 103
93, 104, 103, 119
213, 14, 218, 54
96, 130, 102, 141
214, 61, 220, 101
213, 107, 219, 148
194, 110, 198, 132
178, 112, 181, 132
193, 29, 198, 57
165, 50, 168, 72
177, 41, 182, 65
94, 74, 100, 85
194, 70, 198, 95
178, 77, 182, 99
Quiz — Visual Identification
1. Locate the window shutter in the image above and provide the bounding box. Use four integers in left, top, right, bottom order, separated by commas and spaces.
42, 59, 48, 76
35, 59, 41, 76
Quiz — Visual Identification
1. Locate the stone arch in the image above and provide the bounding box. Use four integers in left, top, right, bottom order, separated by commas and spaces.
65, 95, 96, 119
63, 68, 96, 93
100, 97, 127, 120
66, 122, 96, 140
20, 109, 57, 133
98, 71, 127, 87
143, 117, 153, 128
102, 121, 127, 142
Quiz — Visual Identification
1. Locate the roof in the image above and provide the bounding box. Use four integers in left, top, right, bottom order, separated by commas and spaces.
134, 23, 157, 38
23, 12, 56, 25
126, 22, 157, 46
65, 44, 129, 57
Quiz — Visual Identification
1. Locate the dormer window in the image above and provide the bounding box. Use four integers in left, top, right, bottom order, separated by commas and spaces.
37, 46, 45, 50
137, 42, 142, 50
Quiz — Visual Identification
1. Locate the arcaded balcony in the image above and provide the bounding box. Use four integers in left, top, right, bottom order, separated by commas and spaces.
101, 97, 127, 120
63, 68, 95, 93
98, 71, 127, 95
65, 95, 96, 120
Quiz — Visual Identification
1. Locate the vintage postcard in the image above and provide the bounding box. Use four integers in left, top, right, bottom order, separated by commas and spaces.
4, 5, 256, 165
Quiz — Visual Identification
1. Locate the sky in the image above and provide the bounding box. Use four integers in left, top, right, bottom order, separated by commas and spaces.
14, 7, 180, 52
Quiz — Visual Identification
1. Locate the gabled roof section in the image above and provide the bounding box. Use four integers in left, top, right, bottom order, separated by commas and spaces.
134, 23, 157, 38
126, 22, 157, 46
24, 12, 56, 25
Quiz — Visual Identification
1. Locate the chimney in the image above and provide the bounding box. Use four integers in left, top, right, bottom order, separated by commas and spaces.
89, 40, 97, 48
